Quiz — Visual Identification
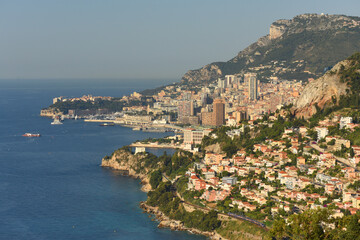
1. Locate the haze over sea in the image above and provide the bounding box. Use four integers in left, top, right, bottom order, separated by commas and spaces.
0, 79, 205, 240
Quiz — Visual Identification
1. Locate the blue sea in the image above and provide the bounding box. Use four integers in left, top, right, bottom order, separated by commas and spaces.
0, 79, 205, 240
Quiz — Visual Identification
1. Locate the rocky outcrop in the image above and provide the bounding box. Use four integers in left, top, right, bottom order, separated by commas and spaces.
140, 202, 226, 240
293, 60, 350, 119
205, 143, 223, 154
101, 149, 152, 192
269, 20, 290, 39
182, 63, 223, 83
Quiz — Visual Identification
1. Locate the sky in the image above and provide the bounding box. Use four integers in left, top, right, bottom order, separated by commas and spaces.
1, 0, 360, 81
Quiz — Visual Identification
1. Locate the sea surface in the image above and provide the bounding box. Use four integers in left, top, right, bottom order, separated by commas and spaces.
0, 79, 205, 240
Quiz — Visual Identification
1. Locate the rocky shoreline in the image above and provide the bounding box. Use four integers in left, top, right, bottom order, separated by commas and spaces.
101, 150, 152, 192
139, 202, 224, 239
101, 150, 226, 240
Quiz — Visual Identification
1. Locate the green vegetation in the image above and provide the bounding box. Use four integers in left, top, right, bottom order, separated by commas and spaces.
202, 110, 306, 157
347, 180, 360, 191
217, 220, 267, 240
117, 150, 196, 180
51, 99, 125, 114
149, 170, 162, 189
147, 182, 221, 232
49, 97, 154, 114
269, 208, 360, 240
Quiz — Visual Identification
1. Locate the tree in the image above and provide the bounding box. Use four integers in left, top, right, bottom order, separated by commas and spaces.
150, 170, 162, 189
350, 147, 355, 157
270, 208, 333, 239
222, 142, 237, 157
269, 218, 286, 239
327, 139, 336, 145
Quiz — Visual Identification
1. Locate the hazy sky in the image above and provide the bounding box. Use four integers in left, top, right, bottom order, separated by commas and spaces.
1, 0, 360, 80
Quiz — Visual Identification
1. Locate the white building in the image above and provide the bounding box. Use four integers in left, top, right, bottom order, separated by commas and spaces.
315, 127, 329, 140
135, 147, 146, 154
340, 117, 353, 129
183, 128, 212, 145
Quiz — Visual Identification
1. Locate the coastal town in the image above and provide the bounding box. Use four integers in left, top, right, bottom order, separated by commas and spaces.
41, 61, 360, 238
6, 4, 360, 240
37, 14, 360, 238
40, 72, 303, 129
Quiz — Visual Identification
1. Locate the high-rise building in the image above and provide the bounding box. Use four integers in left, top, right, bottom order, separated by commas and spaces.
217, 78, 226, 88
182, 91, 192, 101
201, 112, 213, 126
213, 99, 225, 126
200, 93, 208, 106
246, 73, 258, 100
178, 100, 195, 124
225, 75, 236, 87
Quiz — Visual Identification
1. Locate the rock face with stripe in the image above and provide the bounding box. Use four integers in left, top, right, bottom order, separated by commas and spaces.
293, 60, 350, 119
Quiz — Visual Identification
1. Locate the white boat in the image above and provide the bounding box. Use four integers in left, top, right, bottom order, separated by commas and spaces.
23, 133, 41, 137
51, 119, 63, 125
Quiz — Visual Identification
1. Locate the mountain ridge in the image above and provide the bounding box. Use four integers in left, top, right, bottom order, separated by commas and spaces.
181, 13, 360, 84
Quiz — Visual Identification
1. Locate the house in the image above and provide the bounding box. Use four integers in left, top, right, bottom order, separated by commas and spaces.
271, 207, 279, 214
352, 197, 360, 209
195, 180, 206, 190
298, 178, 312, 189
209, 177, 219, 185
315, 127, 329, 140
204, 170, 216, 180
204, 153, 226, 165
297, 157, 306, 166
342, 167, 356, 179
340, 117, 353, 129
308, 167, 317, 175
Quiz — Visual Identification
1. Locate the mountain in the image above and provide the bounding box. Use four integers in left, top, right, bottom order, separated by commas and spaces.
293, 52, 360, 119
181, 14, 360, 84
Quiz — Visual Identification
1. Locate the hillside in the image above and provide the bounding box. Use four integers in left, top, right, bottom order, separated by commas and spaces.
181, 13, 360, 84
293, 52, 360, 119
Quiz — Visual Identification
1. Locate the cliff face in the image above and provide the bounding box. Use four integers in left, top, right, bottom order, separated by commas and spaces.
101, 149, 152, 192
182, 64, 223, 83
181, 13, 360, 84
293, 60, 350, 119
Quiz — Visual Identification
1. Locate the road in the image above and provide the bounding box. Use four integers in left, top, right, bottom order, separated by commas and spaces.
309, 144, 358, 170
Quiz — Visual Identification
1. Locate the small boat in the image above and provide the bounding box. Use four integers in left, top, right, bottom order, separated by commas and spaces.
99, 123, 115, 126
51, 118, 63, 125
23, 133, 41, 137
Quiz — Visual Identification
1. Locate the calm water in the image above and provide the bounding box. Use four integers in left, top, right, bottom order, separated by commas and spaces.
0, 79, 205, 240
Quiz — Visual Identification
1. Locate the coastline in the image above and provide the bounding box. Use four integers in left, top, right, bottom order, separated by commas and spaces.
140, 202, 224, 240
101, 153, 226, 239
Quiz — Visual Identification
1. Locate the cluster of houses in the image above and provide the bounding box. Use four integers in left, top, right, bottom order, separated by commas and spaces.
184, 115, 360, 219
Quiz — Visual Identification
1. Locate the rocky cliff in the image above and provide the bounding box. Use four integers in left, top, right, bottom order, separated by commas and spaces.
101, 149, 152, 192
293, 60, 351, 119
140, 203, 224, 239
181, 13, 360, 84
